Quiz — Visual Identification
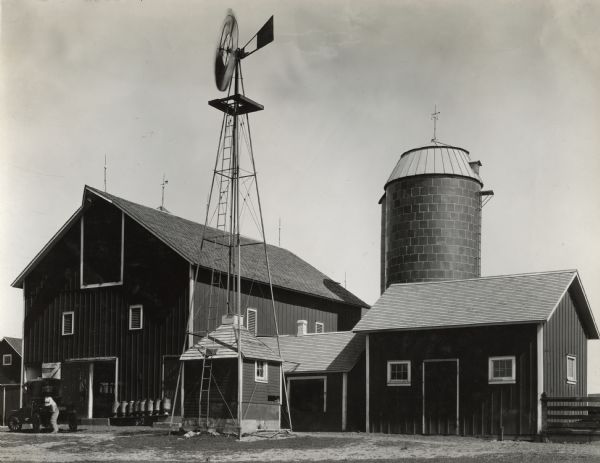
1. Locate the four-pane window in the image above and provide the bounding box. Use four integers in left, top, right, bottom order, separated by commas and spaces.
489, 356, 516, 384
315, 322, 324, 334
2, 354, 11, 366
255, 361, 268, 382
387, 360, 411, 386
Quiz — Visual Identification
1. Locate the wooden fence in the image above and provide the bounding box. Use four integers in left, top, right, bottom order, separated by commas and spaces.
541, 393, 600, 437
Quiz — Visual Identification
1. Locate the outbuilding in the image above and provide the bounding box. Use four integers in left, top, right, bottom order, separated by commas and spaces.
354, 270, 599, 438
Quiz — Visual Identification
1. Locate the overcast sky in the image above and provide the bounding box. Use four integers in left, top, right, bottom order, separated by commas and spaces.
1, 0, 599, 388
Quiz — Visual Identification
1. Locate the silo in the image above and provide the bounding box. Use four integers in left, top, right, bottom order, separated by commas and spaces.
380, 145, 485, 293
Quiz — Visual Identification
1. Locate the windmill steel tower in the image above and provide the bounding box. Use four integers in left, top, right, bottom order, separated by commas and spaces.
380, 144, 491, 293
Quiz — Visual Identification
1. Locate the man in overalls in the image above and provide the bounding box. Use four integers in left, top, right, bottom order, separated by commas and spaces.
44, 396, 59, 433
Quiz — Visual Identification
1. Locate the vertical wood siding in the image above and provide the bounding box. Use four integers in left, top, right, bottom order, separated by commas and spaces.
23, 208, 188, 406
192, 268, 361, 339
543, 290, 587, 397
368, 325, 538, 437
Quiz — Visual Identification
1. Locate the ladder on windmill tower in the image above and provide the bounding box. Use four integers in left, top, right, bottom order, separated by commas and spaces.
198, 348, 214, 427
216, 115, 234, 232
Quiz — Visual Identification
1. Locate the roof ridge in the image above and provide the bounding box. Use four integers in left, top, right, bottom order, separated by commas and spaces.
388, 269, 578, 288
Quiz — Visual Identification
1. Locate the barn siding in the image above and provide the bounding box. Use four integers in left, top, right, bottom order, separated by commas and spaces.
23, 209, 189, 407
192, 269, 361, 339
368, 325, 538, 437
543, 290, 587, 397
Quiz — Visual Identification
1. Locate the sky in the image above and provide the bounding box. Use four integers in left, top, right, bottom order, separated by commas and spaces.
1, 0, 599, 388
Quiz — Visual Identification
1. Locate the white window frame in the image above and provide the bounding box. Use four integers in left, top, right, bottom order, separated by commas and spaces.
315, 322, 324, 334
80, 211, 125, 289
387, 360, 411, 386
488, 356, 516, 384
246, 308, 257, 335
129, 305, 143, 331
566, 355, 577, 384
255, 360, 268, 383
62, 311, 74, 336
2, 354, 12, 366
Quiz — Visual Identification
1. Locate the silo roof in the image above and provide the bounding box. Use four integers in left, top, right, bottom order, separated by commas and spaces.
386, 145, 482, 186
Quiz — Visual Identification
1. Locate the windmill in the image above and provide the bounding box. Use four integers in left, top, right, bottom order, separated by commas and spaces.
173, 10, 290, 438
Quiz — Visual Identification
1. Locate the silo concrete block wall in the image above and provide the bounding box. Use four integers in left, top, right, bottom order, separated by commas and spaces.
384, 175, 481, 287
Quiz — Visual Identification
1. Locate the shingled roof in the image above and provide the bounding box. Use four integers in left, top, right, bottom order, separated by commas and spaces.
2, 337, 22, 356
260, 332, 364, 373
180, 323, 281, 362
12, 186, 367, 308
354, 270, 598, 338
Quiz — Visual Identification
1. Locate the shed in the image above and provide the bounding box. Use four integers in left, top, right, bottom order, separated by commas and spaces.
0, 337, 22, 426
354, 270, 599, 437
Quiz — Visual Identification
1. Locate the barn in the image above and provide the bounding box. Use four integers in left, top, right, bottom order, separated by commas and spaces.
10, 185, 367, 422
0, 337, 22, 426
354, 270, 599, 438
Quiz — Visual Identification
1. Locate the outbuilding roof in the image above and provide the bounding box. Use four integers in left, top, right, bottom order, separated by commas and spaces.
2, 337, 22, 356
260, 331, 364, 373
386, 145, 482, 187
180, 324, 281, 362
354, 270, 598, 339
12, 186, 367, 308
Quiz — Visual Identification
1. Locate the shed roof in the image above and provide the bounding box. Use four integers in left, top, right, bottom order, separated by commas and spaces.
12, 186, 367, 308
2, 337, 22, 357
180, 324, 281, 362
354, 270, 598, 339
260, 331, 364, 373
386, 145, 482, 186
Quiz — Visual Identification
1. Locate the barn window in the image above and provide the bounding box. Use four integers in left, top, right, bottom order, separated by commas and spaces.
566, 355, 577, 384
315, 322, 324, 334
2, 354, 12, 366
255, 361, 268, 383
129, 305, 143, 330
62, 312, 74, 336
488, 356, 516, 384
387, 360, 411, 386
81, 200, 124, 288
246, 308, 257, 335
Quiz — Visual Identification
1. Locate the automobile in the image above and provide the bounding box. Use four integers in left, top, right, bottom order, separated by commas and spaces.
7, 378, 78, 432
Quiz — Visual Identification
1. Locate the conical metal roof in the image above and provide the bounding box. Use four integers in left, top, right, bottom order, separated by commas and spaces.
386, 145, 482, 186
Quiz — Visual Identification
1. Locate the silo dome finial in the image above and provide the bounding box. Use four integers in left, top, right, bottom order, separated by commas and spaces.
431, 104, 440, 144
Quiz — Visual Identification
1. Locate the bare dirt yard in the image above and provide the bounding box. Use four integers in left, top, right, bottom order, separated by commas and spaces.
1, 426, 600, 462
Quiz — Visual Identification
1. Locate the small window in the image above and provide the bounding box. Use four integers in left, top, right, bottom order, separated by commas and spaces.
387, 360, 411, 386
489, 356, 516, 384
255, 361, 268, 383
315, 322, 324, 334
62, 312, 74, 336
129, 305, 143, 330
2, 354, 12, 366
246, 308, 257, 335
567, 355, 577, 384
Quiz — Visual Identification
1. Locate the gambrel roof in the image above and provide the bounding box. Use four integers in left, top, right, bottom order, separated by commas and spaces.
180, 323, 281, 362
354, 270, 598, 338
260, 331, 364, 373
12, 186, 367, 308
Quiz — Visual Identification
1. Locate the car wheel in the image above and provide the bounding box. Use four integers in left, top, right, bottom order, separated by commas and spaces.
8, 415, 22, 432
31, 413, 41, 433
68, 415, 78, 432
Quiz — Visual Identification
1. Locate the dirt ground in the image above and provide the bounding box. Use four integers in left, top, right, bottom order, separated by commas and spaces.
1, 426, 600, 462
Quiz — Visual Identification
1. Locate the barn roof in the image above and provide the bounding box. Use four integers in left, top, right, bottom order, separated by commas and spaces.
180, 323, 281, 362
354, 270, 599, 339
260, 331, 364, 373
12, 186, 367, 308
2, 337, 22, 356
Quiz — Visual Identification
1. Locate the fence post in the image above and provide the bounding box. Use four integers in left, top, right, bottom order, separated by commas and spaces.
540, 392, 548, 436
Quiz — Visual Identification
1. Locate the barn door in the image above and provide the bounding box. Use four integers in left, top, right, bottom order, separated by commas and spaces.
422, 359, 459, 435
